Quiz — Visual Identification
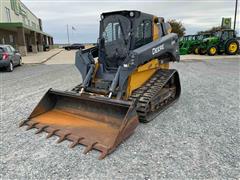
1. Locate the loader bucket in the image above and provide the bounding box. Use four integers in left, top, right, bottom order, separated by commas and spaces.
20, 89, 139, 159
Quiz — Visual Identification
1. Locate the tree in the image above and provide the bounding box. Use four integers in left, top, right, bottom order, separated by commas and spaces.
168, 19, 186, 37
197, 26, 221, 34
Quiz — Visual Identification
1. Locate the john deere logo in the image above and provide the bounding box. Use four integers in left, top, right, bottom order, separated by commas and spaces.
152, 44, 164, 55
224, 19, 230, 25
221, 18, 231, 29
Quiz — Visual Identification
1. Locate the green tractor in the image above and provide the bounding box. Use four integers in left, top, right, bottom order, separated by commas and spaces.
179, 35, 188, 49
180, 34, 211, 55
180, 35, 196, 55
192, 33, 212, 54
179, 36, 184, 48
198, 29, 239, 56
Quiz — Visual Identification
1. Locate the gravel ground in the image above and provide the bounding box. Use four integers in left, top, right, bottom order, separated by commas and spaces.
0, 56, 240, 179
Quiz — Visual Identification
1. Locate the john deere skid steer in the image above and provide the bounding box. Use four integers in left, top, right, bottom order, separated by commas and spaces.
20, 11, 181, 159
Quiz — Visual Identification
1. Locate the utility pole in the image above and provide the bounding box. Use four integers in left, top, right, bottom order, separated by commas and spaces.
67, 24, 70, 44
234, 0, 238, 31
71, 28, 74, 43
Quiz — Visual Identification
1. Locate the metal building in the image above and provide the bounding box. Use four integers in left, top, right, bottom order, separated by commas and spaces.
0, 0, 53, 56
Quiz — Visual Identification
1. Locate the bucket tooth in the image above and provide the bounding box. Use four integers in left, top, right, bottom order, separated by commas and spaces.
46, 129, 59, 139
26, 122, 39, 131
19, 119, 29, 127
83, 142, 97, 154
69, 137, 84, 148
35, 125, 49, 134
56, 133, 71, 143
98, 150, 108, 160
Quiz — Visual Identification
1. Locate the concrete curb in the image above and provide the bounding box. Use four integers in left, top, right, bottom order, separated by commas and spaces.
40, 49, 64, 64
23, 49, 64, 65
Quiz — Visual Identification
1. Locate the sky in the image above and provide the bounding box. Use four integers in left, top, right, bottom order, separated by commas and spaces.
21, 0, 239, 44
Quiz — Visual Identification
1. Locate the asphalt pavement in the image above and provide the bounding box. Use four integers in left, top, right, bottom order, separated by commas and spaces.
0, 52, 239, 179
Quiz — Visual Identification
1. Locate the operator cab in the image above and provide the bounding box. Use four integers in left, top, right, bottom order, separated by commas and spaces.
98, 11, 168, 70
99, 12, 131, 69
214, 29, 236, 41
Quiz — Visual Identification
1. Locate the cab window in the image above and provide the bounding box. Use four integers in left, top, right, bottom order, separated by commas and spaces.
103, 22, 123, 43
135, 20, 152, 48
221, 31, 228, 41
228, 31, 234, 39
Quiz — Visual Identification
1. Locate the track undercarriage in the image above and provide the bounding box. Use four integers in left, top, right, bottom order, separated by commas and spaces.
130, 69, 181, 122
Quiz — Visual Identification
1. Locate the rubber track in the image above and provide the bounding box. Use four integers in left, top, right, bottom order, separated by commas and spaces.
128, 69, 180, 122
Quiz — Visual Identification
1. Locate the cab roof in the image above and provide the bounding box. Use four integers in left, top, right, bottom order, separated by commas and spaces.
101, 10, 154, 19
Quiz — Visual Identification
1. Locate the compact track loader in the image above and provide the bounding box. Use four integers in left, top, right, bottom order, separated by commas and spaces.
20, 11, 181, 159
